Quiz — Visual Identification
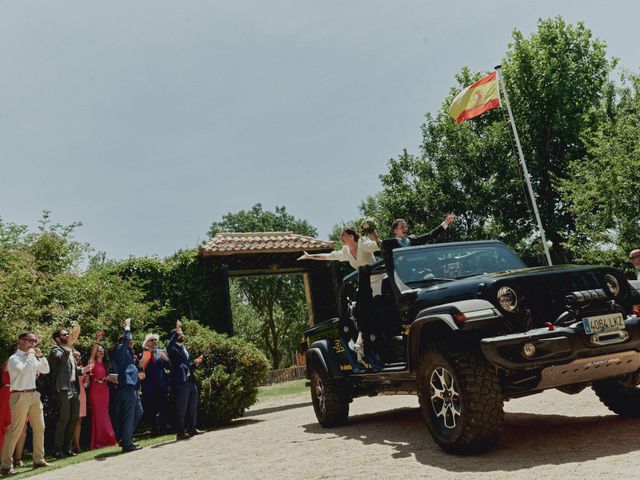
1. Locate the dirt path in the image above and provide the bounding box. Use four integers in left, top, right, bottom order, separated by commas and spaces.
32, 387, 640, 479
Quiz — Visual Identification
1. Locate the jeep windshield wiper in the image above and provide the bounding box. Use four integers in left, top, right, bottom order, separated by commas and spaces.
406, 277, 454, 286
454, 273, 485, 280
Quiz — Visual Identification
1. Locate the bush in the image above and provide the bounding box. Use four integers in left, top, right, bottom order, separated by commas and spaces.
0, 215, 160, 364
181, 319, 269, 426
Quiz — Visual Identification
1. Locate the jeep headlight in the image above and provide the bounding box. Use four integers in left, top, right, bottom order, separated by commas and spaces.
497, 286, 518, 312
605, 274, 620, 296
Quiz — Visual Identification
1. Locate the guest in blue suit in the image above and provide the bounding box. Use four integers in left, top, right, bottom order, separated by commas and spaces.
111, 318, 143, 452
167, 320, 204, 441
140, 333, 170, 435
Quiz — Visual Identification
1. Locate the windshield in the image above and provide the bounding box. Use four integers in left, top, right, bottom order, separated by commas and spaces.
393, 243, 526, 286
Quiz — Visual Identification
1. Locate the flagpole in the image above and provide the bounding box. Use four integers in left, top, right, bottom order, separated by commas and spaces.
495, 65, 553, 266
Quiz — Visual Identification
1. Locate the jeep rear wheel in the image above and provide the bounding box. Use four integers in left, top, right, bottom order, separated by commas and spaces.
309, 368, 350, 427
416, 346, 504, 454
592, 378, 640, 417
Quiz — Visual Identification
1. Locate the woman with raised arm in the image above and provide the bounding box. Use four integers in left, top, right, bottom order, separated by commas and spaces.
87, 332, 117, 449
140, 333, 170, 435
298, 227, 383, 366
297, 228, 379, 272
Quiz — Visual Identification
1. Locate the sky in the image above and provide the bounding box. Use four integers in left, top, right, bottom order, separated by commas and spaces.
1, 0, 639, 260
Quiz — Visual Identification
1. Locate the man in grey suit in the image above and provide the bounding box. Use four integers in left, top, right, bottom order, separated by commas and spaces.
48, 326, 90, 459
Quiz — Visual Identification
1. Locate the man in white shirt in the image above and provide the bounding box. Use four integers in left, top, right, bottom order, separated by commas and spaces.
0, 331, 50, 475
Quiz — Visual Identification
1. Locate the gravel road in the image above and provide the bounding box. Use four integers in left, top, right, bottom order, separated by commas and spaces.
31, 386, 640, 480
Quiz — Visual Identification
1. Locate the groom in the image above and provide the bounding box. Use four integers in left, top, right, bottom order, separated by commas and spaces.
167, 320, 204, 441
390, 214, 456, 248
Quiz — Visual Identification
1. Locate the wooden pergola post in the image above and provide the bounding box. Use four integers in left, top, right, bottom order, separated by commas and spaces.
303, 272, 314, 327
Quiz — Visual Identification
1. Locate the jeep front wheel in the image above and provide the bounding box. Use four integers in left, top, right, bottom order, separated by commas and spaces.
309, 368, 350, 427
416, 346, 504, 454
592, 378, 640, 417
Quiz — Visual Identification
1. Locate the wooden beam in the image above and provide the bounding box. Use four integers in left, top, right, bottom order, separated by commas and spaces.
303, 272, 314, 327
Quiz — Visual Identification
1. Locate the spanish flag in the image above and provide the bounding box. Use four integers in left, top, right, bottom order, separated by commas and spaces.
448, 71, 501, 124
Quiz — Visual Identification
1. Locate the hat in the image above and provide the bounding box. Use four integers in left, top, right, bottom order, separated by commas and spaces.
142, 333, 159, 350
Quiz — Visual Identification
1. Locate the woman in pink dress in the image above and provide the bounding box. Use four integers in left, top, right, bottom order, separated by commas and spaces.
0, 347, 14, 454
88, 332, 117, 449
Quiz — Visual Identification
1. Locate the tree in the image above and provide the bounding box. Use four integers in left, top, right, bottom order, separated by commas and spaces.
208, 203, 316, 368
562, 72, 640, 268
0, 213, 158, 360
0, 213, 268, 426
231, 274, 306, 369
101, 247, 224, 335
362, 17, 616, 264
360, 71, 532, 260
208, 203, 316, 238
502, 17, 615, 262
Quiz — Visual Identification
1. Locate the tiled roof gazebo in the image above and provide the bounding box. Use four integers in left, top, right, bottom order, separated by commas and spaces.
197, 232, 339, 334
200, 232, 334, 256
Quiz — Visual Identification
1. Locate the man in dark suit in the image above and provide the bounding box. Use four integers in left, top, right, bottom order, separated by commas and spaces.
167, 320, 204, 441
140, 333, 170, 434
112, 318, 143, 452
389, 214, 456, 249
367, 214, 456, 365
49, 326, 88, 459
380, 214, 457, 276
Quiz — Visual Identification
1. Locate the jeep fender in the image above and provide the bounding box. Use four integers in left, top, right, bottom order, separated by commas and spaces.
305, 339, 342, 379
408, 299, 501, 371
408, 314, 458, 371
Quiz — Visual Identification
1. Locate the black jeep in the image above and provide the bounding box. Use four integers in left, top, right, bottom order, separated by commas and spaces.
304, 240, 640, 453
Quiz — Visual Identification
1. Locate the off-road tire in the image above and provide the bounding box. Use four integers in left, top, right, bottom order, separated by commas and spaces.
592, 379, 640, 417
309, 368, 350, 427
416, 345, 504, 454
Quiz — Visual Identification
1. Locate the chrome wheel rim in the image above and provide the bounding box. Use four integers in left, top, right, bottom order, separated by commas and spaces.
429, 367, 461, 429
314, 376, 326, 414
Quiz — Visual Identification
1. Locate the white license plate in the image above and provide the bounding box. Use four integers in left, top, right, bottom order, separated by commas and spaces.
582, 313, 625, 334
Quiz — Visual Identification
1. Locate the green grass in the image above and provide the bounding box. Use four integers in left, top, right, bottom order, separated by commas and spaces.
9, 434, 175, 479
6, 383, 308, 477
257, 379, 308, 399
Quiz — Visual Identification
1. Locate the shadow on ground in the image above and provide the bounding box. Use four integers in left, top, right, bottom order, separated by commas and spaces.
246, 402, 312, 417
147, 418, 263, 449
93, 450, 122, 461
302, 407, 640, 472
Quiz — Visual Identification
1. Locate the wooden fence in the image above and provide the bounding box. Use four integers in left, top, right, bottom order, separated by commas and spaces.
262, 366, 306, 385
